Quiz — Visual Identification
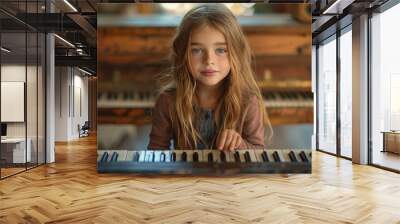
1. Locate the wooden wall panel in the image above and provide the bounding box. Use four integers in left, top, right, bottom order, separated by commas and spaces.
89, 77, 97, 132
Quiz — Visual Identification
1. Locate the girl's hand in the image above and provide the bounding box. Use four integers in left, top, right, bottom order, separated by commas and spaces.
216, 129, 242, 151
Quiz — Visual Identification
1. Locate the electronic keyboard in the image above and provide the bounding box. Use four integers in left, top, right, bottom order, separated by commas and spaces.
97, 149, 312, 174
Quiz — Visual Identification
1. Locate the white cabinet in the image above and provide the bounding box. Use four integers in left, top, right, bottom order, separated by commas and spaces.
1, 138, 32, 163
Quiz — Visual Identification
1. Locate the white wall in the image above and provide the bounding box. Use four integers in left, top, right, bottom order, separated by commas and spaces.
55, 67, 69, 141
1, 65, 30, 138
1, 64, 46, 163
55, 67, 89, 141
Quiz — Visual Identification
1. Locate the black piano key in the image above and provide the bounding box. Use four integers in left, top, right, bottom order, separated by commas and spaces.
100, 152, 109, 162
261, 151, 269, 162
171, 152, 177, 162
115, 152, 120, 161
115, 152, 119, 161
160, 152, 166, 162
181, 152, 187, 162
145, 152, 151, 162
272, 151, 281, 162
111, 152, 118, 162
244, 151, 251, 163
193, 152, 199, 162
146, 151, 155, 162
220, 151, 226, 163
234, 151, 241, 163
299, 151, 308, 162
288, 151, 297, 162
132, 152, 140, 162
208, 152, 213, 163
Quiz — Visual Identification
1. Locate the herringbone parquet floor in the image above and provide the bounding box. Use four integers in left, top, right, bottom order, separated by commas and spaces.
1, 135, 399, 223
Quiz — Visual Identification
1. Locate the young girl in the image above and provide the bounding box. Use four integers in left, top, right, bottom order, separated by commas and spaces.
148, 4, 272, 151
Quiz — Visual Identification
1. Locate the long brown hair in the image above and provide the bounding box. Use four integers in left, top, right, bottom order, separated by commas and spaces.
159, 4, 272, 149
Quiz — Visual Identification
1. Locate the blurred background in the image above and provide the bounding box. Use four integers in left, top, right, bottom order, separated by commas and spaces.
97, 3, 312, 151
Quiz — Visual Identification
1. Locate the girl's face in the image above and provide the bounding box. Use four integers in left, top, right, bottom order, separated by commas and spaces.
188, 25, 231, 88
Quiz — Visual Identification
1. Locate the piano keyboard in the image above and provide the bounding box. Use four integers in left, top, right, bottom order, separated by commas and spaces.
97, 149, 312, 174
97, 91, 156, 108
97, 91, 313, 109
262, 91, 313, 108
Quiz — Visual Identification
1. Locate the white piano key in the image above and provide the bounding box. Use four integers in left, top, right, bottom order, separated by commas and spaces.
125, 151, 134, 161
307, 150, 312, 162
182, 150, 194, 162
173, 150, 184, 162
97, 150, 106, 162
138, 150, 147, 162
160, 151, 170, 162
224, 151, 235, 163
246, 149, 259, 163
212, 150, 221, 163
153, 151, 162, 162
279, 149, 292, 162
226, 151, 234, 162
125, 150, 140, 162
145, 151, 155, 162
116, 150, 127, 162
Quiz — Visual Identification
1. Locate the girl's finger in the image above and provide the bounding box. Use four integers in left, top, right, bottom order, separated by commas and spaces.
217, 130, 227, 150
224, 131, 234, 150
225, 132, 235, 151
229, 134, 238, 151
234, 134, 242, 149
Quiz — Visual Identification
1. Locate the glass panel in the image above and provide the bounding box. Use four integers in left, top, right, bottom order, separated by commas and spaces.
340, 28, 352, 158
38, 32, 45, 165
27, 30, 38, 169
371, 4, 400, 171
317, 36, 337, 154
1, 30, 27, 177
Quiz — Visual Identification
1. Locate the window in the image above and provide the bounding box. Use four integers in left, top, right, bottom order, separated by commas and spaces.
371, 2, 400, 171
339, 28, 352, 158
317, 36, 337, 154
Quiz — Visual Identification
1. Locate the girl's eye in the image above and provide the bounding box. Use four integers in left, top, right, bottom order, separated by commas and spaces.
191, 48, 203, 55
216, 48, 227, 54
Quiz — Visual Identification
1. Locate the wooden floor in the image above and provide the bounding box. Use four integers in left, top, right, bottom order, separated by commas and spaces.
373, 151, 400, 171
1, 135, 400, 223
